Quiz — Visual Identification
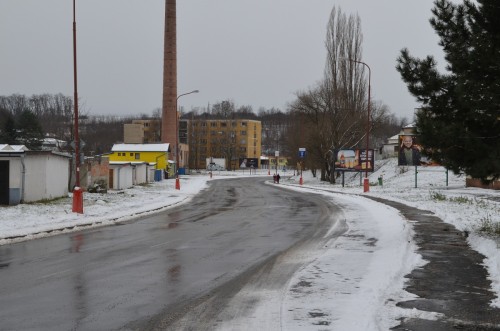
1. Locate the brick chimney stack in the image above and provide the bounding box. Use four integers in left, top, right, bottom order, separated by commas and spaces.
161, 0, 177, 159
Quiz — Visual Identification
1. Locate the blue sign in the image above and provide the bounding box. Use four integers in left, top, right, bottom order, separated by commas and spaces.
298, 150, 307, 158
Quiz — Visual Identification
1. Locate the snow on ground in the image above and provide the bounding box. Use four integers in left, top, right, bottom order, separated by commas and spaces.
0, 176, 210, 242
284, 158, 500, 310
279, 191, 430, 330
1, 158, 499, 329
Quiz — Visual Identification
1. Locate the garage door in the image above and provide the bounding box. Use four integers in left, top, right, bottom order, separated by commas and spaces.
0, 161, 9, 205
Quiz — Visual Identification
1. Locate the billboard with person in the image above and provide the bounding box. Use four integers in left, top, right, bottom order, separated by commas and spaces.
398, 135, 421, 166
335, 149, 374, 172
398, 134, 440, 166
239, 158, 258, 168
398, 135, 438, 166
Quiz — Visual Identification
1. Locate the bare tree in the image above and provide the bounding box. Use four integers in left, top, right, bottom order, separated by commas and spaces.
290, 6, 367, 183
211, 100, 235, 118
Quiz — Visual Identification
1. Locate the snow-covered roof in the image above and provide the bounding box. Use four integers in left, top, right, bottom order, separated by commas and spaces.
111, 143, 170, 153
109, 161, 149, 166
11, 145, 29, 151
0, 144, 28, 152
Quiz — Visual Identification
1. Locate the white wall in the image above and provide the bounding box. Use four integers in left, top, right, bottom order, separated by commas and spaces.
147, 166, 155, 182
110, 165, 134, 190
134, 164, 148, 184
23, 153, 69, 202
44, 154, 69, 199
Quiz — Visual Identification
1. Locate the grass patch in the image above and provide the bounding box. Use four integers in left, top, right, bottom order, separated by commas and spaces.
449, 196, 472, 204
474, 197, 488, 209
430, 191, 447, 201
478, 216, 500, 236
27, 196, 66, 205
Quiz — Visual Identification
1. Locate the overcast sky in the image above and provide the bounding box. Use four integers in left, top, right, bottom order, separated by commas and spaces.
1, 1, 449, 120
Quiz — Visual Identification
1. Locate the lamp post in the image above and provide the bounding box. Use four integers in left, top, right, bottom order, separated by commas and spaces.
348, 58, 371, 192
71, 0, 83, 213
175, 90, 199, 190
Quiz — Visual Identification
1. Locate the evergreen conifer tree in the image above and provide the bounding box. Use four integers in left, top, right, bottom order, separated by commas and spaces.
396, 0, 500, 182
0, 114, 18, 145
17, 110, 44, 150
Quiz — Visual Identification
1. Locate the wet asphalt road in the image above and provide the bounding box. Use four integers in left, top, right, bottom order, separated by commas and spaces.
0, 177, 338, 331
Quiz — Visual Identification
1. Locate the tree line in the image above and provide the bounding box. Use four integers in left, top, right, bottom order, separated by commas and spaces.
0, 93, 142, 154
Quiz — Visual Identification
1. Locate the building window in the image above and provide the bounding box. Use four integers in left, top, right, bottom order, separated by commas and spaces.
221, 122, 227, 127
130, 153, 134, 157
135, 153, 140, 160
201, 122, 207, 127
241, 131, 247, 135
241, 122, 247, 127
210, 122, 217, 127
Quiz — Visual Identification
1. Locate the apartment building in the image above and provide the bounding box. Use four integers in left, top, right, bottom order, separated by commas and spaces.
123, 119, 161, 144
183, 119, 262, 170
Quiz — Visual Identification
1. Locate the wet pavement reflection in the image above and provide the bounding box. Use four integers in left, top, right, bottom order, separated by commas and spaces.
0, 177, 335, 330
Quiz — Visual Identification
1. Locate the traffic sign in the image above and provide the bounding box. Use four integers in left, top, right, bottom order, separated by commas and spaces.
298, 148, 307, 158
70, 139, 86, 150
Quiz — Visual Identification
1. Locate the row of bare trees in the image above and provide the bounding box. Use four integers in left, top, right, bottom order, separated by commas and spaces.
0, 94, 152, 155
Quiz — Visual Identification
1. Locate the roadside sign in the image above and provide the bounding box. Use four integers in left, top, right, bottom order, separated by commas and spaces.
70, 139, 86, 150
298, 148, 306, 158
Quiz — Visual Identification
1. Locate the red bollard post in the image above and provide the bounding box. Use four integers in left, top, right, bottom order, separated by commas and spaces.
363, 177, 370, 192
72, 187, 83, 214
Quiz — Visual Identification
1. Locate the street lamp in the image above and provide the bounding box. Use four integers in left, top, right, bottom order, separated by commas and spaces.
175, 90, 199, 190
346, 58, 371, 192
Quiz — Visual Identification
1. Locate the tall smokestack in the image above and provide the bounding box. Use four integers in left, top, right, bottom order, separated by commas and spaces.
161, 0, 177, 158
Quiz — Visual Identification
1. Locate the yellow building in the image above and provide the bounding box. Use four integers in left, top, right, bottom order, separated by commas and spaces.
109, 143, 173, 176
269, 156, 289, 171
185, 119, 262, 170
